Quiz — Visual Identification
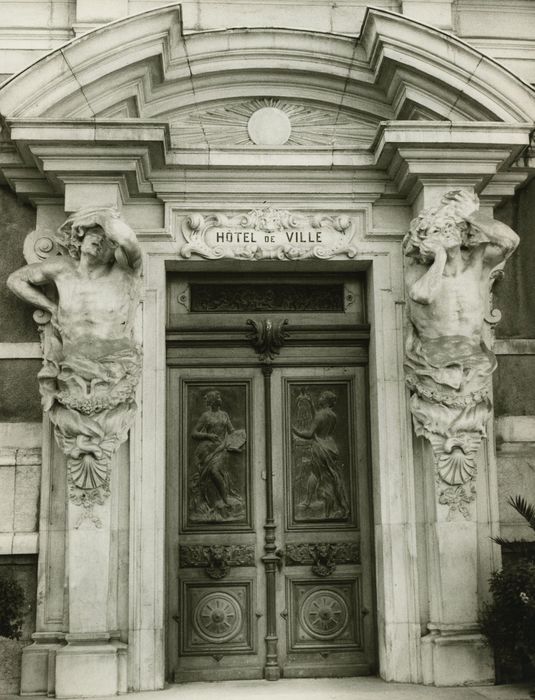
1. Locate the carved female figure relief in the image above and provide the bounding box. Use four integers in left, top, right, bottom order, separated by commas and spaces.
7, 208, 142, 524
403, 190, 519, 518
189, 389, 247, 522
292, 387, 349, 522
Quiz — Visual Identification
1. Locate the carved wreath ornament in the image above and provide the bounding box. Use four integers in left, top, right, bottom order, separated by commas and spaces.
179, 207, 358, 260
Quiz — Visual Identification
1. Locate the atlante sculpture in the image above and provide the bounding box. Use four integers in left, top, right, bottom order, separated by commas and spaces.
8, 208, 142, 521
403, 190, 519, 517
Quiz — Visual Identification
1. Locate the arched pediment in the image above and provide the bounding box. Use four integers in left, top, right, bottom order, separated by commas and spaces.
2, 5, 535, 128
0, 4, 533, 204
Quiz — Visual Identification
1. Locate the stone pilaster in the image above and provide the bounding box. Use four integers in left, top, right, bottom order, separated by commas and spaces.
401, 178, 518, 686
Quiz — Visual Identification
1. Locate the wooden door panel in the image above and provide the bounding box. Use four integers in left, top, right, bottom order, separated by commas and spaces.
168, 367, 265, 681
284, 379, 358, 529
287, 577, 362, 650
168, 361, 375, 681
182, 379, 253, 531
273, 366, 375, 677
180, 579, 257, 655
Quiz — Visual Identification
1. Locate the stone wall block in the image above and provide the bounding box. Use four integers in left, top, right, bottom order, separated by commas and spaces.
14, 462, 41, 532
0, 463, 16, 532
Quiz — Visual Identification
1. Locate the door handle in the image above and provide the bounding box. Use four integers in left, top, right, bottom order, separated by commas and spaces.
275, 548, 284, 571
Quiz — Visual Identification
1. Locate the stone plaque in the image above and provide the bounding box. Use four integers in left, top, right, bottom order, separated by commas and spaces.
178, 208, 358, 260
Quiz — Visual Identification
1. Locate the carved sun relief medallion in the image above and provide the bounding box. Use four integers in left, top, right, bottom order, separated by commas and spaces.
169, 97, 376, 149
247, 106, 292, 145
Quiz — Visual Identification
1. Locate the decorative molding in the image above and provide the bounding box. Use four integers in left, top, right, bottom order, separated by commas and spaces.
285, 542, 361, 577
179, 208, 358, 261
494, 339, 535, 355
246, 319, 290, 363
179, 544, 255, 580
190, 283, 345, 314
403, 190, 520, 519
0, 343, 41, 359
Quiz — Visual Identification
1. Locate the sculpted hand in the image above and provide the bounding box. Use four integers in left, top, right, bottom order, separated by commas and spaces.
444, 190, 479, 220
419, 236, 447, 261
70, 207, 119, 236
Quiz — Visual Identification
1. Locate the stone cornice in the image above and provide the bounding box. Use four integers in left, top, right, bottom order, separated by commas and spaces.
0, 8, 534, 204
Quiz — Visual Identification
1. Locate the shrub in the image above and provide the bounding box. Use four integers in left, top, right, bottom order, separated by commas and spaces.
480, 559, 535, 668
479, 495, 535, 675
0, 572, 25, 640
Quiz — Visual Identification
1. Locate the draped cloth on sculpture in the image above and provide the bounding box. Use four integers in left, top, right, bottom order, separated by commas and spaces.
37, 322, 142, 494
404, 327, 495, 486
405, 329, 496, 406
308, 432, 349, 519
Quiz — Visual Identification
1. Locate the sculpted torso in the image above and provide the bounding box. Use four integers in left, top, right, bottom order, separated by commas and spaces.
407, 254, 486, 340
7, 208, 142, 358
404, 191, 519, 344
54, 259, 138, 352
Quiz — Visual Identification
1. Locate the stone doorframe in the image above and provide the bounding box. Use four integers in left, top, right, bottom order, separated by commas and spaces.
0, 3, 535, 695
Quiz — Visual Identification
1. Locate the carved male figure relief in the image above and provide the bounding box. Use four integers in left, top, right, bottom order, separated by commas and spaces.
7, 208, 142, 520
404, 190, 519, 517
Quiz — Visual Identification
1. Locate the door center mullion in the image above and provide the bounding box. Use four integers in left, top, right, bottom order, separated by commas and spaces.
260, 363, 281, 681
246, 318, 290, 682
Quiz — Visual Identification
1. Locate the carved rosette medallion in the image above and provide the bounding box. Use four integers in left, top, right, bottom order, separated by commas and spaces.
299, 590, 349, 641
194, 592, 243, 643
178, 207, 358, 260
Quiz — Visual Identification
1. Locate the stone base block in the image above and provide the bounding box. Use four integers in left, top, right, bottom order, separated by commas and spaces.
20, 634, 64, 695
421, 631, 494, 686
55, 640, 120, 698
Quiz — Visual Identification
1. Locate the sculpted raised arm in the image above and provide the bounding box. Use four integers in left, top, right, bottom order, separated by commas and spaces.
466, 213, 520, 266
447, 189, 519, 266
407, 241, 447, 305
100, 210, 142, 272
65, 207, 142, 272
7, 259, 67, 316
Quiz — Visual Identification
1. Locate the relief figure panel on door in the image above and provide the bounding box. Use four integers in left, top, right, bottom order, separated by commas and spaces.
182, 381, 251, 529
287, 381, 356, 527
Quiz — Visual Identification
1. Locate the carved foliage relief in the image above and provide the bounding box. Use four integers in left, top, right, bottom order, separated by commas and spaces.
403, 190, 519, 519
287, 381, 355, 527
183, 382, 250, 529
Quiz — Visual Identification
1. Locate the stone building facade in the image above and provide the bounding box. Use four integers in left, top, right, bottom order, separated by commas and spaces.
0, 1, 535, 696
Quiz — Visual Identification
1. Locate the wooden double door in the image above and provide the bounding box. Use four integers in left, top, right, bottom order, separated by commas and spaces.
167, 354, 375, 681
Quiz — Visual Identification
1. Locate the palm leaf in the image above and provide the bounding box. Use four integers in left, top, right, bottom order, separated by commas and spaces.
508, 495, 535, 532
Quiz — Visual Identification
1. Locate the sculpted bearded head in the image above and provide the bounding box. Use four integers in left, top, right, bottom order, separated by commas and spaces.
56, 207, 116, 262
403, 190, 480, 264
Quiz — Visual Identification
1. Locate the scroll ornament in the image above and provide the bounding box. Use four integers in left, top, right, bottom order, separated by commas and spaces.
8, 210, 143, 526
403, 191, 519, 519
179, 207, 358, 260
